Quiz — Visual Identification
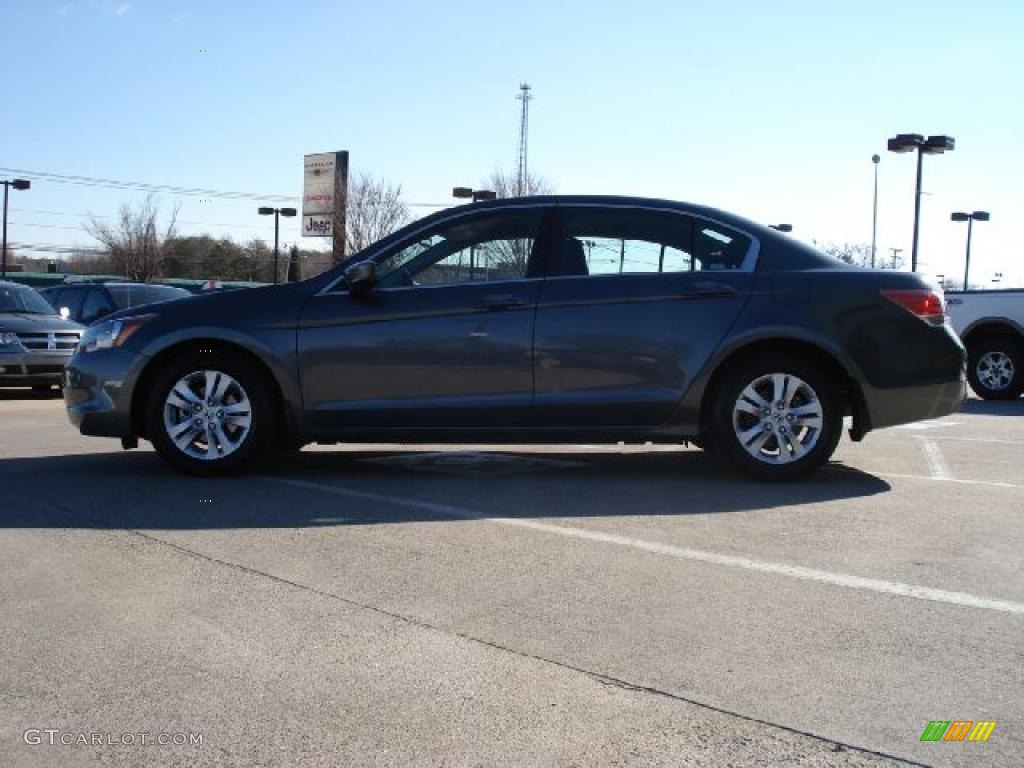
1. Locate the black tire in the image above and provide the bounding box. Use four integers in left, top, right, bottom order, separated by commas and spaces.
966, 337, 1023, 400
707, 355, 843, 481
145, 351, 277, 476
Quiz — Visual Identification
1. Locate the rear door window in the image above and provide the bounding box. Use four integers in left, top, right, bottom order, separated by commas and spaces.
553, 208, 752, 277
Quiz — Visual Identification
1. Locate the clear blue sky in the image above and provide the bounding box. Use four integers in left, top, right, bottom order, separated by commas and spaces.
2, 0, 1022, 285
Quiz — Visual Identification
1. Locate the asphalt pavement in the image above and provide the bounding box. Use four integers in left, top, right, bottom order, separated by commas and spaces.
1, 391, 1021, 767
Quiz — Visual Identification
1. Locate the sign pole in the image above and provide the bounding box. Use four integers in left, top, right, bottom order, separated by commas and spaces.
333, 151, 349, 264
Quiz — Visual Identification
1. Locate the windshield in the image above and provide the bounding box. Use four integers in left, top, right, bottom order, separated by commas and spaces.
106, 284, 191, 309
0, 284, 58, 315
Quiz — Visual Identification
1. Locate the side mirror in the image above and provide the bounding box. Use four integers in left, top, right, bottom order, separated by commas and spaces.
59, 307, 70, 320
344, 260, 377, 295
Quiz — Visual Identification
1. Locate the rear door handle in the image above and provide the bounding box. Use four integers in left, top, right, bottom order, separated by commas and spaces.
474, 295, 531, 311
678, 281, 738, 299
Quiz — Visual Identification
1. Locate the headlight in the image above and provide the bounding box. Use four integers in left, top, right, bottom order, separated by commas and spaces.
79, 314, 156, 353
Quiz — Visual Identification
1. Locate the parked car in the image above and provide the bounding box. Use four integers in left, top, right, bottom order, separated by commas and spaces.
946, 289, 1024, 399
63, 196, 966, 479
39, 282, 191, 325
0, 280, 84, 391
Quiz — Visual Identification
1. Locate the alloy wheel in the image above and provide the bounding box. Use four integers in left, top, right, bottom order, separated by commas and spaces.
732, 372, 823, 465
976, 351, 1014, 392
162, 369, 253, 461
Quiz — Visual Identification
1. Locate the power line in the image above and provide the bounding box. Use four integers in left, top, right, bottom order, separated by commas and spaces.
0, 169, 453, 208
0, 167, 298, 203
10, 219, 278, 232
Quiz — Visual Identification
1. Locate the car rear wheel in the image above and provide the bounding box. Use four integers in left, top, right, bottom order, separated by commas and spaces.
146, 352, 275, 475
708, 356, 842, 480
967, 338, 1022, 400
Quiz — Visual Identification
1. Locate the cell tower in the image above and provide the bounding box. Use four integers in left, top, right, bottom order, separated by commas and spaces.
516, 83, 532, 197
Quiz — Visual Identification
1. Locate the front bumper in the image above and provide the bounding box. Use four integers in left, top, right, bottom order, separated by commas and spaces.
0, 351, 73, 386
64, 348, 149, 438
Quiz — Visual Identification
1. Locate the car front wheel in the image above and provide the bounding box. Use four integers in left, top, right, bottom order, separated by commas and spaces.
708, 356, 843, 480
146, 352, 275, 475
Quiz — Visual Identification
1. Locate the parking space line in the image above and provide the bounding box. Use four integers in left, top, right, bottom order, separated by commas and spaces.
849, 470, 1024, 489
928, 435, 1024, 446
915, 436, 953, 480
264, 477, 1024, 616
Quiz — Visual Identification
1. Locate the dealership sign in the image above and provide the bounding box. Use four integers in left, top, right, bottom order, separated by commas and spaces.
302, 215, 333, 237
302, 151, 348, 244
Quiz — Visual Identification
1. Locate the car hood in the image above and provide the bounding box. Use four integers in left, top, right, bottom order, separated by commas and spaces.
0, 312, 85, 333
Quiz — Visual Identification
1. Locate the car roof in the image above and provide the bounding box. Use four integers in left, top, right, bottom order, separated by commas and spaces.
441, 195, 782, 238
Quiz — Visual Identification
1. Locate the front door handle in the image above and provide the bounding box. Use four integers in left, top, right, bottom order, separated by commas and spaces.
474, 295, 531, 311
678, 281, 738, 299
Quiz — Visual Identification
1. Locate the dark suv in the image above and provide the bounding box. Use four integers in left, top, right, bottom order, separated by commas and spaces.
40, 282, 191, 325
0, 280, 83, 391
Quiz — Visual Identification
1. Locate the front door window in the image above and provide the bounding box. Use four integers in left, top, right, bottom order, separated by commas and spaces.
375, 210, 546, 288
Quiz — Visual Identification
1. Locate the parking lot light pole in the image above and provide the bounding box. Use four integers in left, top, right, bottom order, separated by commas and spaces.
889, 247, 903, 270
951, 210, 990, 291
2, 178, 31, 279
452, 187, 496, 279
258, 206, 297, 284
871, 154, 880, 268
886, 134, 955, 272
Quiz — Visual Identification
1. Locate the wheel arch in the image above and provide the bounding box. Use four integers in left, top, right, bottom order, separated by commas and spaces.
960, 318, 1024, 349
697, 335, 869, 441
131, 338, 295, 444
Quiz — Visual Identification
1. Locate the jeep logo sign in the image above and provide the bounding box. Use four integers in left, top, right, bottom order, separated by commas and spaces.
302, 215, 333, 237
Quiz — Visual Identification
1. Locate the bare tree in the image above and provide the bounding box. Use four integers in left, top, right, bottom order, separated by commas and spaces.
85, 195, 179, 282
485, 168, 554, 199
816, 241, 905, 270
469, 169, 556, 276
344, 172, 411, 258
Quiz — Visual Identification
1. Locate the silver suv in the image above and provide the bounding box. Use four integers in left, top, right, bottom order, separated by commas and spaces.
0, 280, 84, 392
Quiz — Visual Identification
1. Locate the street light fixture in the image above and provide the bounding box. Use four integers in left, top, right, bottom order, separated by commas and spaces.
452, 186, 496, 203
257, 206, 297, 284
951, 210, 990, 291
887, 133, 955, 272
2, 178, 31, 279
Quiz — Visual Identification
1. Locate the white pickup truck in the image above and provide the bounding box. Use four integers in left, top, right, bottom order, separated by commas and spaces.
946, 289, 1024, 399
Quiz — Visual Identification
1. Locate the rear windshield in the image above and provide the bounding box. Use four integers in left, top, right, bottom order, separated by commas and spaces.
106, 285, 190, 309
0, 284, 58, 315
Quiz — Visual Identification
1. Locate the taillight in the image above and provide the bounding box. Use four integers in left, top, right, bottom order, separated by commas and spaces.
881, 289, 946, 326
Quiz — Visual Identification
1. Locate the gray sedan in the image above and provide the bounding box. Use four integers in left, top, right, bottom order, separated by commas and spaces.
63, 196, 966, 479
